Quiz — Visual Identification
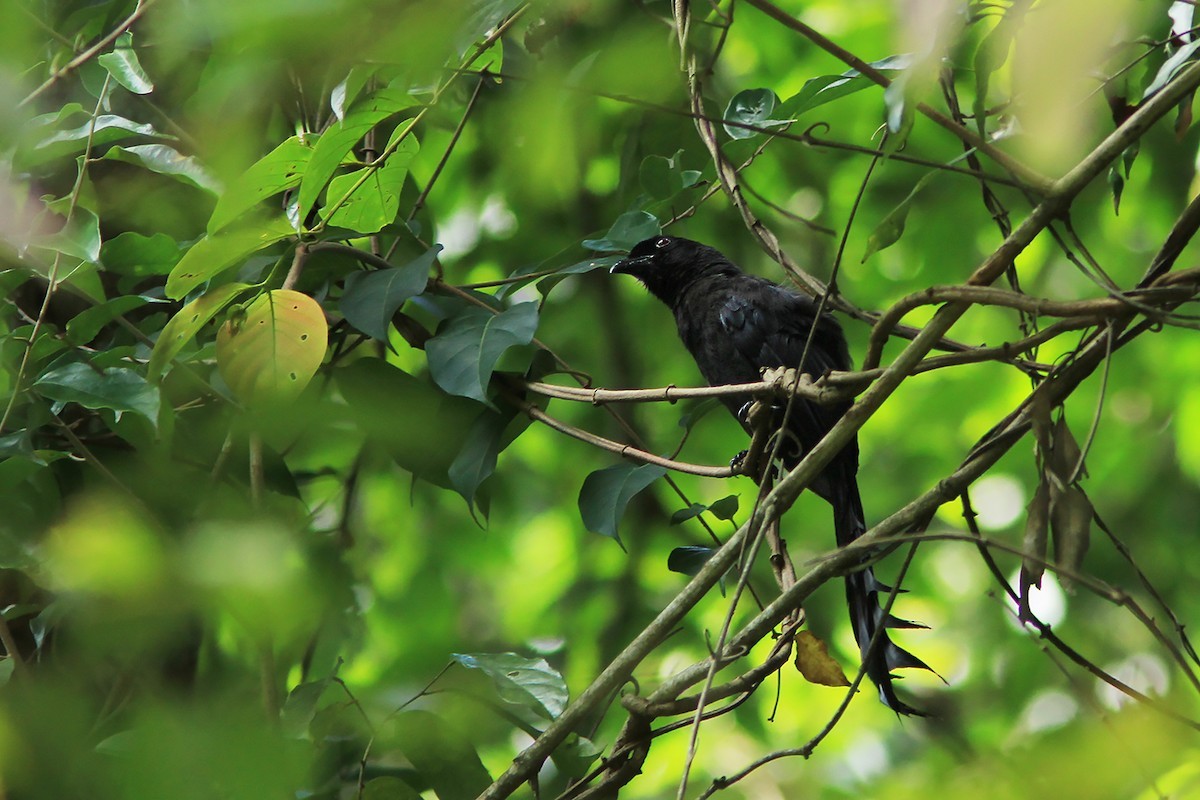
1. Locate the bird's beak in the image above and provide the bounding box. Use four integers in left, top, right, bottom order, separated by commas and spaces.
610, 254, 653, 275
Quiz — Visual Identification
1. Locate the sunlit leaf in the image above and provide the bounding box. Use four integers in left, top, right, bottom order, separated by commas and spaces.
297, 87, 412, 222
794, 630, 851, 687
324, 131, 419, 233
102, 144, 220, 193
452, 652, 569, 720
147, 282, 252, 380
165, 216, 295, 299
209, 136, 315, 234
722, 88, 788, 139
215, 290, 328, 406
97, 32, 153, 94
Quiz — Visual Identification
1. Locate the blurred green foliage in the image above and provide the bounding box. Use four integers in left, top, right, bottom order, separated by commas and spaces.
2, 0, 1200, 798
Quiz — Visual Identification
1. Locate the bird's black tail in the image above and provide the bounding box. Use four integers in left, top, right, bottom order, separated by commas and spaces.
833, 479, 931, 716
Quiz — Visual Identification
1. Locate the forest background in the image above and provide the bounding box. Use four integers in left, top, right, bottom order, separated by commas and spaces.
3, 1, 1200, 798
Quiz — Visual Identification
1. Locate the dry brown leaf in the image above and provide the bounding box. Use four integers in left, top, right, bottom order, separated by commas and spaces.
794, 630, 851, 687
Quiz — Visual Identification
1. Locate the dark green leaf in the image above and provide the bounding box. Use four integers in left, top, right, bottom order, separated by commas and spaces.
447, 406, 516, 514
339, 246, 439, 343
34, 362, 160, 424
555, 255, 622, 275
101, 231, 182, 277
362, 777, 422, 800
392, 711, 493, 800
336, 360, 479, 488
209, 136, 315, 234
452, 652, 568, 720
1108, 165, 1125, 215
722, 88, 786, 139
578, 462, 666, 542
638, 150, 702, 199
708, 494, 740, 521
670, 503, 707, 525
667, 546, 716, 576
66, 296, 154, 344
426, 302, 539, 405
582, 211, 661, 253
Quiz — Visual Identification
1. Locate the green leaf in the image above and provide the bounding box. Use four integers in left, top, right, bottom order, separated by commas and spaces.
147, 282, 252, 381
165, 216, 295, 300
1108, 165, 1125, 215
96, 32, 153, 94
861, 171, 937, 263
582, 211, 661, 253
102, 144, 220, 193
215, 290, 329, 406
391, 711, 493, 800
447, 406, 516, 514
209, 136, 315, 234
578, 462, 666, 543
324, 131, 419, 233
34, 362, 160, 424
280, 677, 333, 738
362, 777, 422, 800
339, 245, 438, 343
330, 67, 377, 122
638, 150, 701, 200
452, 652, 569, 720
336, 361, 480, 489
778, 55, 912, 120
426, 302, 539, 405
722, 88, 788, 139
1145, 38, 1200, 100
36, 207, 102, 263
101, 231, 182, 277
667, 546, 716, 576
708, 494, 740, 521
66, 295, 154, 345
883, 78, 914, 144
298, 87, 411, 222
669, 503, 707, 525
37, 114, 162, 147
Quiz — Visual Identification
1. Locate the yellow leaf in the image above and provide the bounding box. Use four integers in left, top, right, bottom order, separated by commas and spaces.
216, 289, 328, 407
794, 630, 851, 687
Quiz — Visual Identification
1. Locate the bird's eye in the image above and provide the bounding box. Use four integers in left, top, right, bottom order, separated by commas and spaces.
654, 237, 671, 249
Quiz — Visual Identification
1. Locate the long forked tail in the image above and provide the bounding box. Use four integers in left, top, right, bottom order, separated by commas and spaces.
834, 480, 932, 716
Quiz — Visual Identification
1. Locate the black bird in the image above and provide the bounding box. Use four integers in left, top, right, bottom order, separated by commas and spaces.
612, 235, 930, 715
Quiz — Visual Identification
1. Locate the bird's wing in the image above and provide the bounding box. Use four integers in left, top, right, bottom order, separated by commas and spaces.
717, 282, 847, 377
716, 282, 850, 460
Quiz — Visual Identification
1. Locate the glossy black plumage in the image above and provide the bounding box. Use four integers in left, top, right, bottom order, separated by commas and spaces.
612, 235, 929, 715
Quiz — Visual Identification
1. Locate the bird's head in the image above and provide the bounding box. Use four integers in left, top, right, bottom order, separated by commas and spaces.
610, 235, 731, 304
